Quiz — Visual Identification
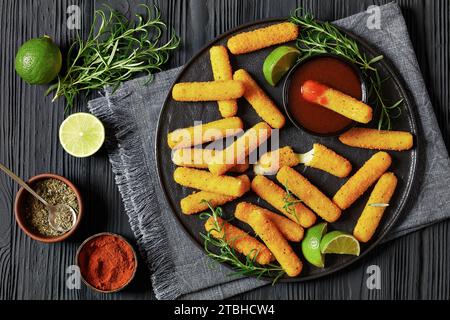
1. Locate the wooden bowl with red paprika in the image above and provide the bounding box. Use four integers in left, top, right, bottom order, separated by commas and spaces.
76, 232, 138, 293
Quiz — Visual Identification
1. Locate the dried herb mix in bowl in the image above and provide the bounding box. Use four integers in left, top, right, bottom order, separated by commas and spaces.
23, 178, 78, 237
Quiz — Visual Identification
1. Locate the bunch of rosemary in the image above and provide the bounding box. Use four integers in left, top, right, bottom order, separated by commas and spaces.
199, 201, 285, 284
47, 5, 179, 110
290, 9, 402, 130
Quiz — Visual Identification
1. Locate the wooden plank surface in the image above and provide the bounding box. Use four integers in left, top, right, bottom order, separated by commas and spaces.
0, 0, 448, 300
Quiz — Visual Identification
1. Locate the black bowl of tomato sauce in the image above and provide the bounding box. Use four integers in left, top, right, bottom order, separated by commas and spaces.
282, 53, 368, 137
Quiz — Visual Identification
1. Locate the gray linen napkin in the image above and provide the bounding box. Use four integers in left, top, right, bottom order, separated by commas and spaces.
87, 2, 450, 300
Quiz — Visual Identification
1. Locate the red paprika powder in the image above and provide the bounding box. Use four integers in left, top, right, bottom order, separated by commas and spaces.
78, 234, 136, 291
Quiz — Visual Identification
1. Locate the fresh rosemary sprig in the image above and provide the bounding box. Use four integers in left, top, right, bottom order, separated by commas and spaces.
199, 201, 285, 285
290, 9, 402, 130
47, 4, 179, 110
282, 181, 302, 223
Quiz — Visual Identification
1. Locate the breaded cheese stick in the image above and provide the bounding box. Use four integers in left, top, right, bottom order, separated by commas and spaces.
227, 22, 299, 55
333, 151, 392, 210
172, 148, 249, 172
174, 168, 250, 197
251, 175, 316, 228
181, 191, 236, 215
167, 117, 243, 149
301, 144, 352, 178
339, 127, 414, 151
353, 172, 397, 242
301, 80, 373, 123
233, 69, 285, 128
276, 166, 342, 222
254, 144, 352, 177
209, 46, 238, 117
235, 202, 304, 242
247, 210, 302, 277
205, 216, 274, 265
172, 80, 244, 101
208, 122, 272, 175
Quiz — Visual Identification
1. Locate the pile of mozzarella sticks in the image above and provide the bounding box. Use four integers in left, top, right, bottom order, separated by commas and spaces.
167, 22, 414, 277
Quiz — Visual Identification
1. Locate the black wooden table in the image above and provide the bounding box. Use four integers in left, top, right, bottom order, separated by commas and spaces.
0, 0, 449, 300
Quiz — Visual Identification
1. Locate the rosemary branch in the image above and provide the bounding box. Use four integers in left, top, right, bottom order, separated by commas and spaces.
47, 4, 179, 110
290, 9, 402, 130
199, 201, 285, 285
282, 181, 301, 223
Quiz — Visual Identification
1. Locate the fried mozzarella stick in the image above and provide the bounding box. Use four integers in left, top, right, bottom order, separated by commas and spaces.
227, 22, 299, 55
251, 175, 316, 228
333, 151, 392, 210
208, 122, 272, 175
235, 202, 304, 242
205, 216, 274, 265
167, 117, 243, 149
179, 174, 250, 214
247, 210, 303, 277
209, 46, 238, 117
172, 148, 249, 172
277, 166, 342, 222
254, 144, 352, 177
181, 191, 236, 215
339, 127, 414, 151
174, 168, 250, 197
172, 80, 245, 101
301, 80, 373, 124
353, 172, 398, 243
233, 69, 285, 128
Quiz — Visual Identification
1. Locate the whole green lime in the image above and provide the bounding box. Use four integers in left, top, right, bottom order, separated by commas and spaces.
15, 35, 62, 84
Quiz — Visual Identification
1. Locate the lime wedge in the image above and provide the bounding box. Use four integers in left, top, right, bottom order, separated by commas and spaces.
59, 113, 105, 158
263, 46, 300, 86
301, 222, 327, 268
320, 231, 360, 256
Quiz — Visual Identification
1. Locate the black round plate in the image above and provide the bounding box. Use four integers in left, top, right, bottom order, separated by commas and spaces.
155, 18, 419, 282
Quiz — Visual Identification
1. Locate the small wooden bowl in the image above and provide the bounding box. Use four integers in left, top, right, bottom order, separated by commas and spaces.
75, 232, 138, 293
14, 173, 84, 243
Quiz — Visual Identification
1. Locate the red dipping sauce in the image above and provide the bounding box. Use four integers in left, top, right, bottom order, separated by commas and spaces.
287, 56, 362, 135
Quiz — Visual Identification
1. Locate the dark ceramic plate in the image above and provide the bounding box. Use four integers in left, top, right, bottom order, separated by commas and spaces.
155, 18, 419, 282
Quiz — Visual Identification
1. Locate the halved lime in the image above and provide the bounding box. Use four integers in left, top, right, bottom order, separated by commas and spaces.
263, 46, 300, 86
320, 231, 360, 256
301, 222, 327, 268
59, 113, 105, 158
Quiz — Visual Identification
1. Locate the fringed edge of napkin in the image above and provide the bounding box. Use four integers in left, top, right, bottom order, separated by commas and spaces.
88, 89, 182, 300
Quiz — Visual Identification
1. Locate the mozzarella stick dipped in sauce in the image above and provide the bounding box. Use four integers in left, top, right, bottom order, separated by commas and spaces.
235, 202, 304, 242
301, 80, 373, 124
205, 216, 274, 265
247, 210, 303, 277
333, 151, 392, 210
167, 117, 243, 149
172, 80, 245, 101
172, 148, 249, 172
254, 144, 352, 177
276, 166, 342, 222
174, 168, 250, 197
227, 22, 299, 55
233, 69, 285, 128
251, 175, 316, 228
208, 122, 272, 176
353, 172, 398, 242
209, 46, 238, 117
339, 127, 414, 151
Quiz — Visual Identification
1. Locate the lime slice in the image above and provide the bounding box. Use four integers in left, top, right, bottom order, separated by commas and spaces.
59, 113, 105, 158
301, 222, 327, 268
263, 46, 300, 86
320, 231, 360, 256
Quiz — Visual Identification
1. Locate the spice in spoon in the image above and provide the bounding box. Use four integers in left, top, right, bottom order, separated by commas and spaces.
23, 178, 78, 237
